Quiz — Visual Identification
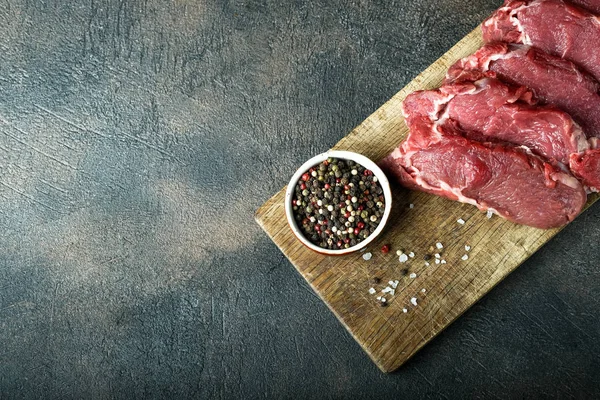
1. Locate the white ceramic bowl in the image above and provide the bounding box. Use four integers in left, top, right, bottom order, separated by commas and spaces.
285, 150, 393, 255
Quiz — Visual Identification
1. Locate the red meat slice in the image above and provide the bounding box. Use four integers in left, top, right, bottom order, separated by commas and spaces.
570, 149, 600, 191
445, 42, 600, 191
569, 0, 600, 14
482, 0, 600, 83
380, 107, 586, 229
402, 77, 588, 165
445, 43, 600, 139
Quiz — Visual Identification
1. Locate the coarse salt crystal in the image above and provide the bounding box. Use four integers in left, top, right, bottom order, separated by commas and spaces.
409, 273, 417, 279
465, 245, 471, 251
436, 242, 443, 249
457, 218, 465, 225
380, 297, 387, 303
389, 280, 399, 289
410, 297, 418, 306
435, 259, 440, 264
424, 262, 430, 266
461, 254, 469, 261
382, 287, 395, 295
421, 288, 426, 293
487, 210, 493, 219
408, 252, 415, 258
399, 254, 408, 263
396, 250, 403, 256
409, 204, 414, 209
376, 296, 382, 301
362, 252, 372, 260
434, 253, 441, 259
368, 288, 376, 294
441, 260, 447, 264
402, 308, 408, 313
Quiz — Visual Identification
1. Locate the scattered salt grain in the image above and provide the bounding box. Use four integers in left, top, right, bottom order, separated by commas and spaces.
409, 204, 414, 209
461, 254, 469, 261
396, 250, 403, 256
441, 260, 447, 264
368, 288, 376, 294
402, 308, 408, 313
389, 280, 399, 289
486, 210, 493, 219
408, 252, 415, 258
399, 254, 409, 263
436, 242, 443, 249
409, 272, 417, 279
362, 252, 372, 261
465, 245, 471, 251
382, 287, 395, 296
421, 288, 426, 293
457, 218, 465, 225
435, 259, 440, 264
434, 253, 441, 259
410, 297, 418, 306
424, 262, 430, 266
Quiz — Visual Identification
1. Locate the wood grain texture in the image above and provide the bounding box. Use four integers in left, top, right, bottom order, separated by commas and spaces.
255, 26, 599, 372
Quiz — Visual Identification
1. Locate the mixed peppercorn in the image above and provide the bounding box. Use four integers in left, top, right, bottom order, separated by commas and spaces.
292, 157, 386, 250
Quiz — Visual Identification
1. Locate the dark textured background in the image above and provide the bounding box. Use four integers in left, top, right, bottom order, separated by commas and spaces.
1, 0, 599, 398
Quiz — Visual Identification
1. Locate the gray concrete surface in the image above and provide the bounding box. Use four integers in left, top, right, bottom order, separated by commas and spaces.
0, 0, 599, 398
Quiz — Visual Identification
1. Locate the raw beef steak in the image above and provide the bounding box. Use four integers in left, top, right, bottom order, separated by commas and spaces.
483, 0, 600, 82
568, 0, 600, 14
445, 42, 600, 139
402, 78, 588, 165
380, 102, 586, 229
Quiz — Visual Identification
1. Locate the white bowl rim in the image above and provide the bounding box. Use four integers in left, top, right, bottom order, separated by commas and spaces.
284, 150, 393, 255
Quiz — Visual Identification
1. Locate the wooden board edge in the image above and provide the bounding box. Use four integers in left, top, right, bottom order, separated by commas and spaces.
379, 230, 564, 372
254, 205, 392, 372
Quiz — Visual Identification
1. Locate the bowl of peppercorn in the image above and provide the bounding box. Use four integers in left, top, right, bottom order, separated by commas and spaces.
285, 150, 392, 255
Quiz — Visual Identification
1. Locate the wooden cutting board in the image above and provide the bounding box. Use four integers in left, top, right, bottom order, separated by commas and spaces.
254, 25, 598, 372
